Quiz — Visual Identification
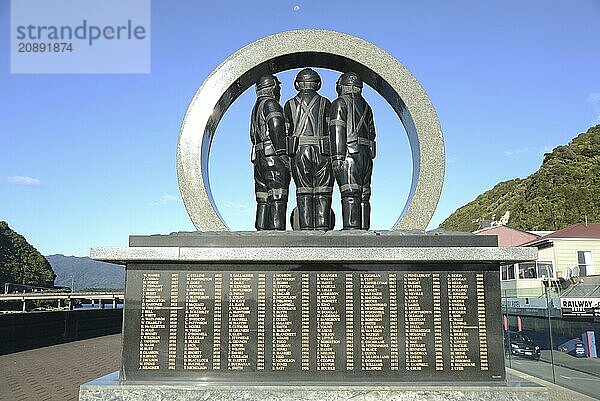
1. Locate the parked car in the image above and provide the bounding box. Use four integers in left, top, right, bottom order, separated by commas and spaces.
557, 338, 588, 357
504, 332, 541, 360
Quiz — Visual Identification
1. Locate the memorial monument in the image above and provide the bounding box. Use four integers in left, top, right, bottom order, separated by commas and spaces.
80, 30, 548, 401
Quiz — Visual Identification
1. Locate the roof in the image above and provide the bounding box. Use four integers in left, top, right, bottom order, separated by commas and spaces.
523, 223, 600, 246
473, 225, 540, 247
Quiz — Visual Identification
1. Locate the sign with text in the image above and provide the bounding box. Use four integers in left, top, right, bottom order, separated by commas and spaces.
561, 298, 600, 317
10, 0, 150, 73
123, 263, 505, 383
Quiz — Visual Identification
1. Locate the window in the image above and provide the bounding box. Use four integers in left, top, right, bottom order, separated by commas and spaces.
519, 262, 537, 279
537, 262, 554, 279
501, 264, 515, 280
517, 261, 554, 280
577, 251, 593, 276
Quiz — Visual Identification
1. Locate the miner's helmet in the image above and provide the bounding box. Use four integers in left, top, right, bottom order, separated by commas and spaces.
294, 68, 321, 91
336, 72, 363, 94
256, 74, 281, 92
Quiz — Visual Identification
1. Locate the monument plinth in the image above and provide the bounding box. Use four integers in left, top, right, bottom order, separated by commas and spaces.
81, 232, 547, 400
91, 231, 531, 385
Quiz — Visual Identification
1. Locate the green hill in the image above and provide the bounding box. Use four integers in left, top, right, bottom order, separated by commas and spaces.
0, 221, 56, 289
440, 125, 600, 232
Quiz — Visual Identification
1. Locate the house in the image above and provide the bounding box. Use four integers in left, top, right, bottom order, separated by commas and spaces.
523, 223, 600, 278
493, 223, 600, 297
473, 225, 540, 247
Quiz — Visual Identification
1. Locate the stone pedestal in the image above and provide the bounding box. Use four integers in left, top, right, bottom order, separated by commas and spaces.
80, 371, 549, 401
82, 231, 543, 400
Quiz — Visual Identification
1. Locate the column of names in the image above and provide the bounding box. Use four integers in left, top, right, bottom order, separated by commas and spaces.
360, 273, 389, 371
345, 273, 354, 371
168, 273, 178, 370
256, 273, 266, 370
448, 273, 476, 370
227, 273, 253, 370
301, 273, 310, 370
139, 273, 165, 370
212, 273, 222, 370
183, 273, 211, 370
433, 273, 443, 371
389, 273, 399, 370
403, 273, 431, 371
272, 273, 296, 371
476, 273, 489, 370
316, 273, 340, 371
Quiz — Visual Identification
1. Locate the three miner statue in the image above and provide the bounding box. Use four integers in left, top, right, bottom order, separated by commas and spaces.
250, 69, 376, 231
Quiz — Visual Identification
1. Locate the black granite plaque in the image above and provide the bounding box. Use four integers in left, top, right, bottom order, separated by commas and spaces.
123, 263, 504, 383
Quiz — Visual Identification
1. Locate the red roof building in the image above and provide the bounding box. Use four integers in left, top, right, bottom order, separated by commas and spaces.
473, 225, 540, 247
522, 223, 600, 246
499, 223, 600, 297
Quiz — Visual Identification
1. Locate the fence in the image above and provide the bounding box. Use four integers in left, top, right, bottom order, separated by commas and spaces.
0, 308, 123, 355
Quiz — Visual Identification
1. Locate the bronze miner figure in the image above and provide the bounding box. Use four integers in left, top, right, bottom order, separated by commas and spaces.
250, 74, 290, 230
330, 72, 376, 230
284, 68, 334, 230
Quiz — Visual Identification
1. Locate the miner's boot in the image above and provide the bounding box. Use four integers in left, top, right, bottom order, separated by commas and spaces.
271, 200, 288, 230
341, 196, 361, 230
255, 201, 268, 231
315, 195, 333, 230
361, 201, 371, 230
297, 195, 314, 229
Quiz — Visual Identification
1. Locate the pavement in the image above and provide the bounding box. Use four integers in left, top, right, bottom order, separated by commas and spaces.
0, 334, 121, 401
507, 367, 599, 401
0, 334, 598, 401
507, 352, 600, 400
540, 349, 600, 377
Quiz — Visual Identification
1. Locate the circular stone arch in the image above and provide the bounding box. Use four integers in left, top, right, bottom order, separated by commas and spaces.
177, 29, 445, 231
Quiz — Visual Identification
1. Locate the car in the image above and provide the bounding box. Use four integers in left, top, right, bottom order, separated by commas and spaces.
557, 338, 588, 357
504, 332, 541, 360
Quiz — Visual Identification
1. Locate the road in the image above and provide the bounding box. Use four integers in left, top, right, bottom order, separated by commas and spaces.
507, 351, 600, 400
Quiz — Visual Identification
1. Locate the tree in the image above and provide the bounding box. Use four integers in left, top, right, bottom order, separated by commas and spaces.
0, 221, 56, 289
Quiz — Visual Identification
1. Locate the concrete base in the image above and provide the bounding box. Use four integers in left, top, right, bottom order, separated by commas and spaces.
79, 372, 549, 401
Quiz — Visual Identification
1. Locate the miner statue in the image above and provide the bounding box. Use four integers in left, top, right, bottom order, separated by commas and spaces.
250, 74, 290, 230
329, 72, 376, 230
284, 68, 334, 230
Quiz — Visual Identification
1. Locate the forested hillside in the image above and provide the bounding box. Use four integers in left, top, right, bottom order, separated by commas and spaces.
440, 125, 600, 232
0, 221, 55, 288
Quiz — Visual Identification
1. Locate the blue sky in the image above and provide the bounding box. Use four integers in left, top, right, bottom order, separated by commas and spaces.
1, 0, 599, 256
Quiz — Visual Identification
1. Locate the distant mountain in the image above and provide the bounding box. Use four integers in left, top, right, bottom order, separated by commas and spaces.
440, 125, 600, 232
46, 254, 124, 290
0, 221, 55, 289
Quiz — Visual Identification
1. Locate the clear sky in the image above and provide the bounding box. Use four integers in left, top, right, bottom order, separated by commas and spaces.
1, 0, 599, 256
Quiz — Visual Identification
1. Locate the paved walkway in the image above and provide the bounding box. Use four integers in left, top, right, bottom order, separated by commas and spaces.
0, 335, 121, 401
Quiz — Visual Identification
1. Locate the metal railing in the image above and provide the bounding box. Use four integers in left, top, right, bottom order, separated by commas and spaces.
0, 290, 124, 312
